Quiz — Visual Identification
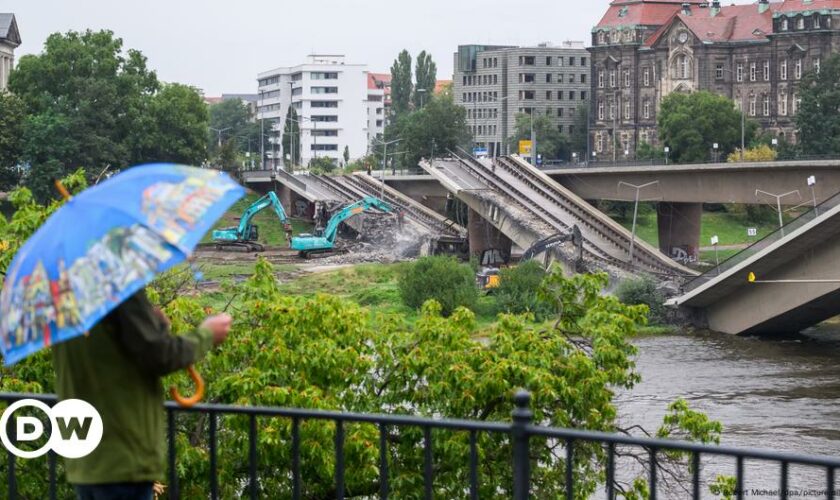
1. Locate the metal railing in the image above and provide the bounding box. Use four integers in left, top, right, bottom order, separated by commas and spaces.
2, 391, 840, 499
557, 153, 840, 170
684, 189, 840, 292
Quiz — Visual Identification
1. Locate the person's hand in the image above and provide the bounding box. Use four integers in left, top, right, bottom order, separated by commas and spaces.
201, 314, 232, 346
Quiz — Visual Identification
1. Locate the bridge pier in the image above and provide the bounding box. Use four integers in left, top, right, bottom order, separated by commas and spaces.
657, 202, 702, 265
467, 208, 512, 258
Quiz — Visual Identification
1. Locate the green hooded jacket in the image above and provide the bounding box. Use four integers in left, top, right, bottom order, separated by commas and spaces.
52, 289, 214, 485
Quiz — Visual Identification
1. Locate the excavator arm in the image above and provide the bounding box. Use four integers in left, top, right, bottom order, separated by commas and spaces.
212, 191, 291, 251
291, 196, 393, 256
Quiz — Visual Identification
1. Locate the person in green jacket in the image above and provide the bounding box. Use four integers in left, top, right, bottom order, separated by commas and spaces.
52, 289, 232, 500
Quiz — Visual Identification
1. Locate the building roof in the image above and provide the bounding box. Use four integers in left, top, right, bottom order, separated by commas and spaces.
367, 72, 391, 91
776, 0, 840, 14
0, 13, 21, 46
203, 96, 224, 105
595, 0, 705, 30
434, 80, 452, 94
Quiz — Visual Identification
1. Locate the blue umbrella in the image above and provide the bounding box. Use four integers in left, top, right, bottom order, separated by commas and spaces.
0, 164, 245, 370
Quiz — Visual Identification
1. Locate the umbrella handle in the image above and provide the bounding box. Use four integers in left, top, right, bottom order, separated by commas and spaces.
170, 365, 205, 408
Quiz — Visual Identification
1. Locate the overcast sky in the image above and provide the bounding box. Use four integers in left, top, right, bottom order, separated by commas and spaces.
5, 0, 753, 96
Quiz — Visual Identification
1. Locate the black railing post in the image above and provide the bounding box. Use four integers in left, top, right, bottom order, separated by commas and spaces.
511, 389, 533, 500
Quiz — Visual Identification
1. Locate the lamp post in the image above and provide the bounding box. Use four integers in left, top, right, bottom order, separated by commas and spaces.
664, 146, 670, 165
210, 127, 232, 148
755, 188, 801, 236
808, 175, 818, 216
373, 137, 402, 198
416, 88, 427, 108
618, 180, 661, 263
710, 234, 721, 272
713, 142, 719, 163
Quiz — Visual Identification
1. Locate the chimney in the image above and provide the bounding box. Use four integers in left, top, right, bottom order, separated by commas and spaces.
682, 2, 692, 15
710, 0, 721, 17
758, 0, 770, 14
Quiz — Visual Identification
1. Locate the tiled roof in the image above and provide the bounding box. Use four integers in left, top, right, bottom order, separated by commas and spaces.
776, 0, 840, 13
435, 80, 452, 94
596, 0, 705, 29
644, 2, 781, 46
368, 72, 391, 91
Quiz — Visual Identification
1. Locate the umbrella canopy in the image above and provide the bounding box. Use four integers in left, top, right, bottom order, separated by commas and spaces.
0, 164, 245, 366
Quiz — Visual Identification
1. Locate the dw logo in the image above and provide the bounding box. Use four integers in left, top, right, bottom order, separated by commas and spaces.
0, 399, 103, 459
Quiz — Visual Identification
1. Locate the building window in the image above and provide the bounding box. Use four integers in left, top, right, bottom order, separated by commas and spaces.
558, 125, 564, 134
609, 100, 616, 119
598, 71, 604, 88
581, 91, 587, 100
570, 107, 576, 117
715, 64, 724, 80
569, 91, 576, 100
546, 73, 553, 83
643, 100, 651, 119
558, 108, 564, 117
793, 93, 801, 114
312, 129, 339, 137
781, 18, 789, 31
520, 73, 536, 83
815, 14, 821, 29
763, 61, 770, 81
311, 144, 339, 151
519, 90, 535, 100
310, 72, 339, 80
598, 32, 605, 44
797, 16, 805, 30
598, 101, 605, 120
519, 56, 536, 66
569, 57, 576, 66
780, 59, 788, 80
624, 100, 631, 120
546, 90, 553, 100
644, 67, 651, 86
749, 94, 756, 116
581, 57, 587, 66
795, 58, 802, 79
494, 74, 498, 84
311, 101, 338, 108
814, 57, 821, 73
763, 95, 770, 116
581, 74, 587, 84
570, 74, 576, 84
736, 63, 744, 82
750, 62, 757, 82
779, 93, 788, 116
546, 56, 552, 66
557, 73, 565, 83
624, 70, 631, 87
609, 70, 616, 88
675, 55, 689, 79
558, 91, 564, 100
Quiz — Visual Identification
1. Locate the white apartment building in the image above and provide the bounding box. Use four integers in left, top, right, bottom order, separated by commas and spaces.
257, 55, 371, 169
0, 14, 21, 91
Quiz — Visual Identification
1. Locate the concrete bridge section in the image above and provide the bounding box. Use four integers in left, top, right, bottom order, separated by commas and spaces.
669, 195, 840, 335
420, 154, 694, 276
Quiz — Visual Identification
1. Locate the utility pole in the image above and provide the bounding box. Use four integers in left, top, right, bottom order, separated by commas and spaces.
618, 180, 661, 263
755, 189, 801, 237
530, 110, 537, 166
210, 127, 231, 148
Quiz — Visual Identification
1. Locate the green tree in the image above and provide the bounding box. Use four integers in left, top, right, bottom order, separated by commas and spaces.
658, 91, 756, 164
389, 90, 471, 169
414, 50, 437, 109
797, 54, 840, 155
308, 156, 337, 174
508, 112, 569, 161
0, 91, 26, 190
636, 141, 665, 161
8, 29, 207, 199
390, 50, 413, 117
343, 145, 350, 166
208, 98, 259, 159
569, 103, 589, 158
282, 107, 301, 168
399, 256, 477, 315
140, 83, 209, 165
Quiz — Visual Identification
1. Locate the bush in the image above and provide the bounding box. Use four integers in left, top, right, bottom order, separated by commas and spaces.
495, 260, 555, 319
615, 275, 666, 325
398, 256, 477, 315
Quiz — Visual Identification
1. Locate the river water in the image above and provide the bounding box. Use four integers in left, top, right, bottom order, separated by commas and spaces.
615, 327, 840, 498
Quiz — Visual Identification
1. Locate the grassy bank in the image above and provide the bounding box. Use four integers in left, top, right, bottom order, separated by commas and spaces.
202, 193, 313, 247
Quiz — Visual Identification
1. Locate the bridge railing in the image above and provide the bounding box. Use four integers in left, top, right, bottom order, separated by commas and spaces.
684, 190, 840, 292
3, 391, 840, 499
555, 153, 840, 170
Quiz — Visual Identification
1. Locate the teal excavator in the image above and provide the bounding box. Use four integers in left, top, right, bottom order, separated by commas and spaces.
291, 196, 393, 258
212, 191, 292, 252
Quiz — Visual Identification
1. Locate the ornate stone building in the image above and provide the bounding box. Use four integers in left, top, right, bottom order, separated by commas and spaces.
0, 14, 20, 91
589, 0, 840, 160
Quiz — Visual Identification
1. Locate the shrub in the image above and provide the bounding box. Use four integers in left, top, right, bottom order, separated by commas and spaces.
398, 256, 477, 315
495, 260, 555, 320
615, 275, 666, 325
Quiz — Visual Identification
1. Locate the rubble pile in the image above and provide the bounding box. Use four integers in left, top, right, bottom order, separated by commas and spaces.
318, 213, 435, 265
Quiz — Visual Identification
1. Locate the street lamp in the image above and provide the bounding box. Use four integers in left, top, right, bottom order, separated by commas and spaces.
713, 142, 719, 163
210, 127, 232, 148
808, 175, 818, 216
373, 137, 402, 198
664, 146, 670, 165
416, 88, 427, 108
755, 188, 801, 236
710, 235, 721, 271
618, 180, 661, 263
